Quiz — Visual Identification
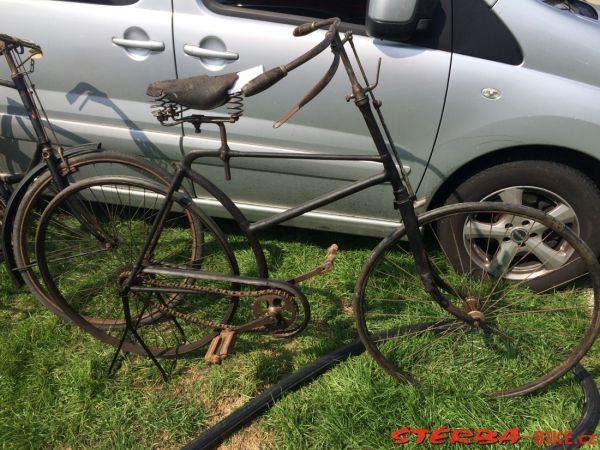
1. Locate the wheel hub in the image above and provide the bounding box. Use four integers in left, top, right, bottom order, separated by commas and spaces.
510, 227, 530, 244
468, 310, 486, 322
465, 296, 486, 323
103, 237, 120, 250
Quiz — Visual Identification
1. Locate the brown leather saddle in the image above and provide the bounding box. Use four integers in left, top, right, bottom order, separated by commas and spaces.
146, 72, 238, 110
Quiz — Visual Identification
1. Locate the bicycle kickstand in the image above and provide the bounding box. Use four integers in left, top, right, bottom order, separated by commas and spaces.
108, 293, 171, 382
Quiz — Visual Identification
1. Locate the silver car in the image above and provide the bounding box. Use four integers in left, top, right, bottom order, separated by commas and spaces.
1, 0, 600, 254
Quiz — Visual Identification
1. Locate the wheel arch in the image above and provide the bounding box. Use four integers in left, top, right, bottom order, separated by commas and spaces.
427, 145, 600, 210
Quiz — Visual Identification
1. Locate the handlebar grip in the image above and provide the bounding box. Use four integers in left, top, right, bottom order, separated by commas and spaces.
293, 21, 318, 37
293, 18, 336, 37
241, 66, 287, 97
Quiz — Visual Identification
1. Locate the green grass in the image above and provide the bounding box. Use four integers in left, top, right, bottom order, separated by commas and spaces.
1, 221, 599, 449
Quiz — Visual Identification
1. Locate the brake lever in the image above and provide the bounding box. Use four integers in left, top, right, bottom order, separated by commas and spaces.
274, 47, 341, 128
367, 58, 382, 93
346, 57, 381, 102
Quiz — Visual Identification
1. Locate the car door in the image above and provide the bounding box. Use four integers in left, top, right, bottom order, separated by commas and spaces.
172, 0, 452, 236
0, 0, 179, 174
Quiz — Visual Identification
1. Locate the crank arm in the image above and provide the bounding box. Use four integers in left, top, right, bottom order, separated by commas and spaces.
288, 243, 338, 284
235, 314, 277, 332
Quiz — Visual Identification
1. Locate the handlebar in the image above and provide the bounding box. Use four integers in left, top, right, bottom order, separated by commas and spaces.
0, 33, 42, 56
293, 18, 339, 37
0, 34, 43, 87
241, 17, 341, 98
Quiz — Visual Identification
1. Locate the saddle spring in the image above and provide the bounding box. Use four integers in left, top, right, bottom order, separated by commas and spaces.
150, 93, 243, 127
150, 95, 183, 125
227, 93, 244, 121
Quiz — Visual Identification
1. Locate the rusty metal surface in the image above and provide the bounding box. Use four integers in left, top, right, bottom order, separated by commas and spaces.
288, 244, 338, 284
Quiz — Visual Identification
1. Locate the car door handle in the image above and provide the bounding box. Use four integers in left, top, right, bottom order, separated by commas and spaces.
112, 38, 165, 51
183, 44, 239, 61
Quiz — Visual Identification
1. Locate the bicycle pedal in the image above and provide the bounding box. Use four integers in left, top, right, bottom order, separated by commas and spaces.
288, 243, 339, 284
204, 330, 237, 364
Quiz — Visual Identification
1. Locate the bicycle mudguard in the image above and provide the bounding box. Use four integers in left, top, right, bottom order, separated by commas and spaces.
2, 142, 102, 286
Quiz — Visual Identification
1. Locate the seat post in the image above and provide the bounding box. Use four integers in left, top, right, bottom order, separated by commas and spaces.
217, 122, 232, 181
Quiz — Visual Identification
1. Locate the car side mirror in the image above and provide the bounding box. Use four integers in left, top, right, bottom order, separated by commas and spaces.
366, 0, 440, 42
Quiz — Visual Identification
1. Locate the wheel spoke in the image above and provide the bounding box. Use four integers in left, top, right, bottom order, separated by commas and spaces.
355, 203, 600, 397
34, 176, 239, 358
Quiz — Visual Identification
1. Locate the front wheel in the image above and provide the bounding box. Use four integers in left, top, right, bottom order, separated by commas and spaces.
354, 202, 600, 398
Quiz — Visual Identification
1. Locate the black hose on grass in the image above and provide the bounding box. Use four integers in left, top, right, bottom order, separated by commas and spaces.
182, 335, 600, 450
547, 364, 599, 450
181, 337, 365, 450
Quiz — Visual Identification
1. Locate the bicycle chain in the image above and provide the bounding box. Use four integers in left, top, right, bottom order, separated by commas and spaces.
140, 278, 296, 333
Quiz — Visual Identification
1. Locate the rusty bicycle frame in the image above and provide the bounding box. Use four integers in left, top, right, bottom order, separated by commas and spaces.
0, 34, 117, 283
112, 18, 477, 376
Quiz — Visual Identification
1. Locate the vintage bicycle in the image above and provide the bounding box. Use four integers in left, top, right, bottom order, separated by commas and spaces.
26, 18, 600, 399
0, 33, 179, 323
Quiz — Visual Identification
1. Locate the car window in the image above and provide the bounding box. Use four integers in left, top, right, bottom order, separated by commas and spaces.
56, 0, 138, 5
209, 0, 367, 24
203, 0, 452, 51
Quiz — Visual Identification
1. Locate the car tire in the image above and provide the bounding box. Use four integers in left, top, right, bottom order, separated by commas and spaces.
441, 159, 600, 291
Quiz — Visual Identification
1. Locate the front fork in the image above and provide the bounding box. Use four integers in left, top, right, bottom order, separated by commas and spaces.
394, 189, 475, 325
346, 53, 475, 325
43, 148, 118, 247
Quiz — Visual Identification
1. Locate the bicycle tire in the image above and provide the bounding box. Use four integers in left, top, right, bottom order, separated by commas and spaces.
354, 202, 600, 398
0, 196, 7, 262
12, 151, 174, 322
34, 175, 240, 357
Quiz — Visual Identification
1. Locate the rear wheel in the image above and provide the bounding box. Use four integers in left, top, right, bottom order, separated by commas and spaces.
354, 202, 600, 398
35, 176, 240, 357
